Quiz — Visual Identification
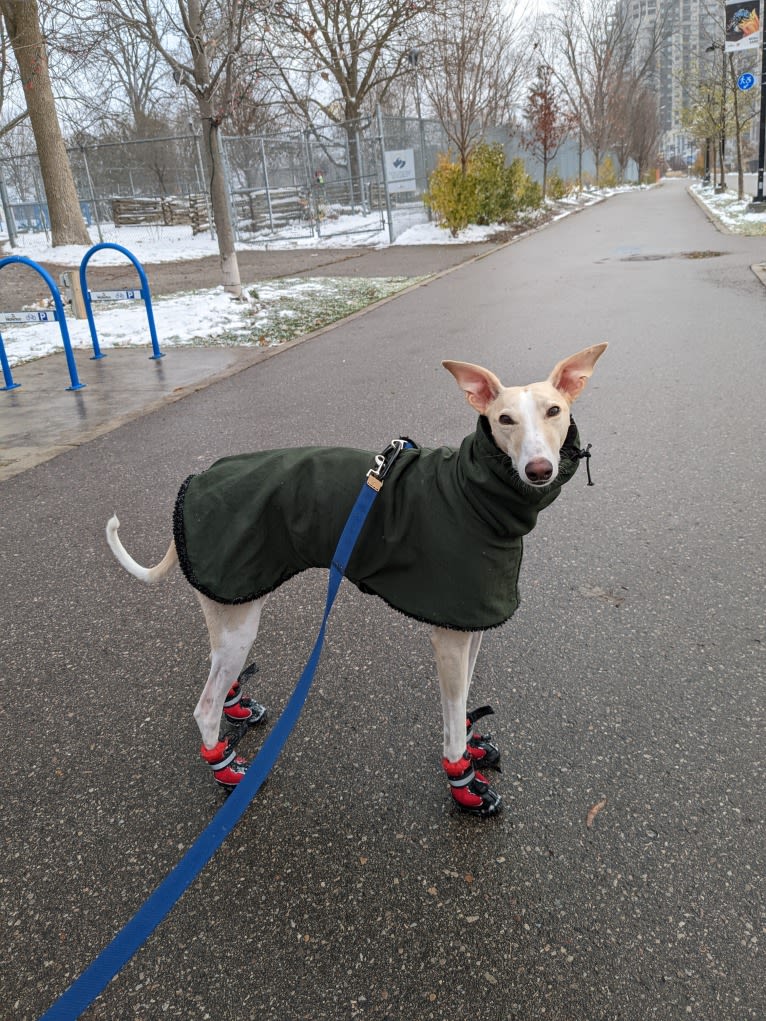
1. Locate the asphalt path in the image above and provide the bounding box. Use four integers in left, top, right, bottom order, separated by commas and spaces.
1, 180, 764, 1020
2, 241, 502, 306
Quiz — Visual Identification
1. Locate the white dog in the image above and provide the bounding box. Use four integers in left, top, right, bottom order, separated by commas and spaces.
107, 344, 606, 817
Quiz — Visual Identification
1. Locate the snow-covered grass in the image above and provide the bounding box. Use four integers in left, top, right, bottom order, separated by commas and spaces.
2, 211, 503, 266
689, 174, 766, 235
0, 276, 421, 366
0, 185, 621, 367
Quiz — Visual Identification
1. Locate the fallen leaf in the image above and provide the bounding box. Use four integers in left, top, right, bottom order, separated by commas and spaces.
586, 797, 608, 828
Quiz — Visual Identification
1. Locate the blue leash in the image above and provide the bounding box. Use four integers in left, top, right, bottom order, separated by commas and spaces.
40, 438, 412, 1021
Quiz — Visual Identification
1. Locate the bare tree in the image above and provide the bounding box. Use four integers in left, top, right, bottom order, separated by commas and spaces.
521, 63, 577, 197
556, 0, 666, 186
98, 0, 274, 297
0, 0, 91, 244
1, 19, 26, 137
421, 0, 528, 171
681, 57, 723, 182
265, 0, 432, 195
684, 46, 757, 198
72, 15, 175, 140
727, 52, 757, 198
627, 85, 661, 182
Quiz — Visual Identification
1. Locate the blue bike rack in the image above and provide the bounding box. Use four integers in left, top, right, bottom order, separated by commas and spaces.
79, 243, 163, 361
0, 256, 85, 392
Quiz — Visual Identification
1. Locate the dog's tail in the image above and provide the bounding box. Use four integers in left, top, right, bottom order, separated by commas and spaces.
106, 515, 178, 584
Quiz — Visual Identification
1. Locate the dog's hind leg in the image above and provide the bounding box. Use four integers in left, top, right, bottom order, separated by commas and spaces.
193, 595, 267, 789
431, 628, 501, 818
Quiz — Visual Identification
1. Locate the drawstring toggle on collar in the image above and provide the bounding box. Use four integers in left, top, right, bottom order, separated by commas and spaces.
574, 442, 595, 486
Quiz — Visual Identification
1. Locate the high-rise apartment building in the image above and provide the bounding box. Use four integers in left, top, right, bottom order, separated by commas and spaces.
618, 0, 722, 160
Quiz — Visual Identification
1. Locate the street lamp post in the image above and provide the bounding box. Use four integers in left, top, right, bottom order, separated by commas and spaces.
753, 10, 766, 205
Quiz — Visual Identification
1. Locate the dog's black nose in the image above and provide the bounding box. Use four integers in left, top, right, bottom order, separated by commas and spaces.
525, 458, 553, 484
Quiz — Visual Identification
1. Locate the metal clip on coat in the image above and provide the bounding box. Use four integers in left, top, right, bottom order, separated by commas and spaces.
366, 437, 412, 490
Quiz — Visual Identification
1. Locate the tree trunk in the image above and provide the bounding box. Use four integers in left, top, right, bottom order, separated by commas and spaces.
730, 57, 745, 200
186, 0, 241, 298
593, 146, 601, 187
197, 101, 242, 297
344, 99, 364, 207
1, 0, 91, 246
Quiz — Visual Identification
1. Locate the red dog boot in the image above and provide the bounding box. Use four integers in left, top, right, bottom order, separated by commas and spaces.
200, 740, 248, 791
223, 679, 268, 727
443, 752, 502, 817
466, 704, 501, 772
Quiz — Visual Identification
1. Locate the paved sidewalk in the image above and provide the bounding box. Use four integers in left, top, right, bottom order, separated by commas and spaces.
3, 241, 501, 305
0, 242, 501, 481
0, 345, 267, 480
4, 180, 765, 1021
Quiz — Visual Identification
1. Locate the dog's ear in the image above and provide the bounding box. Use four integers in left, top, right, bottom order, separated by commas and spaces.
442, 360, 504, 414
548, 343, 607, 402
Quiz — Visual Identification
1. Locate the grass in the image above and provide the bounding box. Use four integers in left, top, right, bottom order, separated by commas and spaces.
182, 275, 424, 349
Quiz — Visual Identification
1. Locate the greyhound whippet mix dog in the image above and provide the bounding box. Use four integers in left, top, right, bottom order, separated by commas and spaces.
106, 344, 607, 817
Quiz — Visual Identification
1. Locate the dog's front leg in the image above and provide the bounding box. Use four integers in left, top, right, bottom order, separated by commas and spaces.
432, 627, 474, 763
431, 628, 502, 817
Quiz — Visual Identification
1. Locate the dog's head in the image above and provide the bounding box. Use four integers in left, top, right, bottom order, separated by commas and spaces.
443, 344, 607, 486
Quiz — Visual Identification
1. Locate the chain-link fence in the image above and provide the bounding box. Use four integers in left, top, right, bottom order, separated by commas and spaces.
0, 114, 444, 250
0, 113, 607, 252
0, 133, 214, 248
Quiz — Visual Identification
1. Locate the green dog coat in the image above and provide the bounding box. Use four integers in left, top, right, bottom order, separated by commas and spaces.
173, 415, 582, 631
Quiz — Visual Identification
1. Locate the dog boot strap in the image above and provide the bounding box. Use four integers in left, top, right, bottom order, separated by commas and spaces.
443, 752, 475, 784
224, 683, 243, 710
442, 754, 502, 817
465, 705, 501, 771
466, 704, 494, 730
237, 662, 259, 685
200, 740, 248, 790
223, 681, 268, 727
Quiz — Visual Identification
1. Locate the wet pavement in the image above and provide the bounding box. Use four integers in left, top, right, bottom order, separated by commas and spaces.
0, 346, 266, 480
2, 184, 765, 1021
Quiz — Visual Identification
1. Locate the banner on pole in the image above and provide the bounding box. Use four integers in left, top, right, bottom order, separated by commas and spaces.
725, 0, 761, 50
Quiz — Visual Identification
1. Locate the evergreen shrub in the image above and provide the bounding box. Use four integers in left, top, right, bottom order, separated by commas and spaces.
598, 157, 618, 188
425, 155, 478, 237
426, 144, 541, 236
546, 168, 572, 200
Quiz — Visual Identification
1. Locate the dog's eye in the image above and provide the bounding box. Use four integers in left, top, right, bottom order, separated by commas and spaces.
546, 405, 561, 418
498, 413, 515, 426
